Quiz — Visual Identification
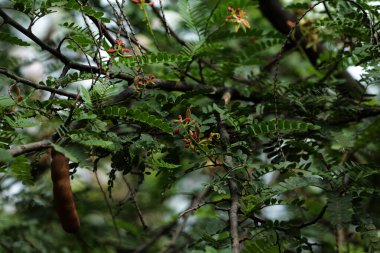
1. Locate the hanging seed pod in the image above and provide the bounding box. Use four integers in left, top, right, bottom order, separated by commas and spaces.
51, 149, 80, 233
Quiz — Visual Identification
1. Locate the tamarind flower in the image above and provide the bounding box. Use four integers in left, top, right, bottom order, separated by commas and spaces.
107, 39, 133, 57
133, 73, 156, 91
116, 39, 125, 47
226, 7, 251, 32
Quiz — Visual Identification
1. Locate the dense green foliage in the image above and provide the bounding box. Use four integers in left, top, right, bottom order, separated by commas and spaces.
0, 0, 380, 252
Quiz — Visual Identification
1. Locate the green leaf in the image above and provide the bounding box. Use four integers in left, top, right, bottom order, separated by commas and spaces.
178, 0, 208, 37
102, 106, 128, 117
0, 96, 15, 108
103, 107, 172, 135
127, 110, 173, 135
50, 143, 79, 163
0, 148, 14, 162
242, 239, 278, 253
248, 119, 320, 136
10, 155, 33, 185
79, 85, 92, 109
5, 116, 41, 128
150, 159, 181, 170
272, 176, 328, 194
71, 136, 118, 151
121, 52, 190, 67
326, 193, 352, 225
0, 32, 30, 46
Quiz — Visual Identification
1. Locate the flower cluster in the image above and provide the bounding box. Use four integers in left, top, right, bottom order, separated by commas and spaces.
107, 39, 132, 57
134, 73, 156, 91
173, 109, 220, 152
226, 6, 251, 33
131, 0, 154, 8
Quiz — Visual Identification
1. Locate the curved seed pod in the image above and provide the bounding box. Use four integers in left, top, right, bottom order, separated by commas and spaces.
51, 149, 80, 233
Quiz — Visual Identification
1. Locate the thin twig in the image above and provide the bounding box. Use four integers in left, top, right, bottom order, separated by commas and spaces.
178, 198, 230, 217
122, 176, 148, 230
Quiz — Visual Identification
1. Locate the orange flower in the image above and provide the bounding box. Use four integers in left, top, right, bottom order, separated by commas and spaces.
226, 7, 251, 32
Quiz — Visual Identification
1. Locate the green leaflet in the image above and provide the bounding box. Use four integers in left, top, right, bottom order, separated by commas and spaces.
0, 32, 30, 46
121, 52, 191, 67
5, 116, 41, 128
178, 0, 208, 37
127, 110, 173, 135
248, 176, 328, 210
50, 143, 79, 163
0, 148, 14, 163
326, 193, 353, 225
65, 0, 109, 22
10, 155, 33, 185
150, 159, 181, 170
242, 239, 278, 253
70, 133, 119, 151
102, 106, 128, 117
248, 119, 320, 136
61, 22, 89, 35
0, 96, 15, 108
79, 85, 92, 109
272, 176, 328, 194
103, 107, 173, 135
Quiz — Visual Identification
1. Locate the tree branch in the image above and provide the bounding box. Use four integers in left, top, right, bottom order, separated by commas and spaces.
0, 67, 79, 99
228, 177, 240, 253
218, 90, 240, 253
8, 139, 51, 156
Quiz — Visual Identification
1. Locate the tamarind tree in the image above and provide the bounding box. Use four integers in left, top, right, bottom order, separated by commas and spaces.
0, 0, 380, 252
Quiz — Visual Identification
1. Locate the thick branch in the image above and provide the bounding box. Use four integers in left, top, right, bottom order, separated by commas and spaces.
0, 67, 79, 99
228, 174, 240, 253
8, 140, 51, 156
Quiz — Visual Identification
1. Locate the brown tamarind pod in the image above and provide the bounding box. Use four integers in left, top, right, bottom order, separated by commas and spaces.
51, 149, 80, 233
